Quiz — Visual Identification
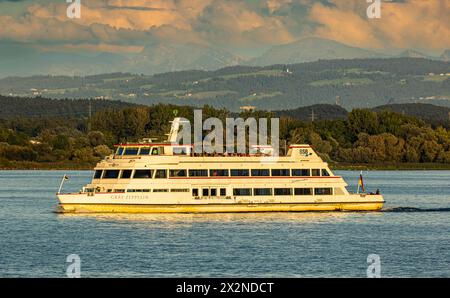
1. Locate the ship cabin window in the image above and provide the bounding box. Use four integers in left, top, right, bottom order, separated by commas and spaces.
139, 147, 151, 155
170, 169, 187, 177
84, 188, 94, 193
271, 169, 290, 176
114, 189, 126, 193
127, 189, 150, 193
171, 189, 189, 192
292, 169, 311, 177
233, 188, 252, 196
153, 189, 169, 192
151, 147, 160, 155
120, 170, 132, 179
116, 147, 124, 156
321, 169, 331, 176
254, 188, 272, 196
230, 169, 249, 177
202, 188, 209, 196
154, 169, 167, 179
315, 188, 333, 195
251, 169, 270, 176
311, 169, 321, 177
189, 169, 208, 177
210, 188, 217, 196
210, 169, 229, 177
103, 170, 120, 179
173, 146, 188, 155
94, 170, 103, 179
274, 188, 292, 196
294, 188, 312, 196
192, 188, 199, 196
124, 147, 139, 155
220, 188, 226, 196
133, 170, 153, 179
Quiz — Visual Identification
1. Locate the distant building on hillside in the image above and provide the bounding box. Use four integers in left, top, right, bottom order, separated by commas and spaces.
240, 105, 256, 112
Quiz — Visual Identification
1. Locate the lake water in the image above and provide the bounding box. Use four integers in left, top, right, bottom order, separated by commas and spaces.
0, 170, 449, 277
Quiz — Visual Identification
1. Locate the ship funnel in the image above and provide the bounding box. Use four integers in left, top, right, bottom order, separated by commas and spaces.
166, 117, 190, 143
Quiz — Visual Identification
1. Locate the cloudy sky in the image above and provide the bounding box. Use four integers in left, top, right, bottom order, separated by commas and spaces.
0, 0, 449, 57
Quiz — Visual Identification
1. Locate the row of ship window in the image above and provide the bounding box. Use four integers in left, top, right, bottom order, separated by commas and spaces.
94, 168, 332, 179
91, 187, 336, 196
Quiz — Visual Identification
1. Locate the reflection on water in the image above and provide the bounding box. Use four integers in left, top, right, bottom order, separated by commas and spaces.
1, 170, 450, 277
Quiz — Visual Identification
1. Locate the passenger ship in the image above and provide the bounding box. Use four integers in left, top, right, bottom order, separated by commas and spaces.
56, 118, 384, 213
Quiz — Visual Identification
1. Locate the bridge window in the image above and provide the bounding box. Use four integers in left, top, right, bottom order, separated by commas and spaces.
120, 170, 132, 179
230, 169, 249, 177
103, 170, 120, 179
124, 147, 139, 155
139, 147, 151, 155
254, 188, 272, 196
322, 169, 331, 176
251, 169, 270, 176
189, 169, 208, 177
170, 169, 187, 177
151, 147, 160, 155
292, 169, 311, 177
334, 188, 345, 195
312, 169, 321, 176
294, 188, 312, 195
315, 188, 333, 195
154, 169, 167, 179
210, 169, 229, 177
116, 147, 124, 155
133, 170, 153, 179
271, 169, 290, 176
274, 188, 292, 195
94, 170, 103, 179
233, 188, 252, 196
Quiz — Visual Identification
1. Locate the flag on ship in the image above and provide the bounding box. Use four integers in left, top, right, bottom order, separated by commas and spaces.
358, 171, 365, 193
63, 175, 69, 180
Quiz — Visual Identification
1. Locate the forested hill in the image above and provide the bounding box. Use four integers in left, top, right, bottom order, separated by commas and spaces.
373, 103, 450, 126
274, 104, 348, 121
0, 96, 135, 119
1, 58, 449, 111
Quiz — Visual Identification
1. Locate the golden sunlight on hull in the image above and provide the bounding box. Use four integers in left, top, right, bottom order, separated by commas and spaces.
55, 202, 384, 214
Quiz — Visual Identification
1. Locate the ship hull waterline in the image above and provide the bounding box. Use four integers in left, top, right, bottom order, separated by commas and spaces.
55, 201, 384, 213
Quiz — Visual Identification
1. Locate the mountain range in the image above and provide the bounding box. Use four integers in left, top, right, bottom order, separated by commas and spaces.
1, 38, 448, 78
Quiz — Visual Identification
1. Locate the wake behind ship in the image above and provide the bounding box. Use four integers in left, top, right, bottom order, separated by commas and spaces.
56, 118, 384, 213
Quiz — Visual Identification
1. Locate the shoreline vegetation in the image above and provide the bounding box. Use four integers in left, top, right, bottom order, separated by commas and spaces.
1, 161, 450, 171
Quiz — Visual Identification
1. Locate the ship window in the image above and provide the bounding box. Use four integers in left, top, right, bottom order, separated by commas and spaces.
103, 170, 120, 179
274, 188, 292, 196
230, 169, 249, 176
114, 189, 125, 193
220, 188, 226, 196
254, 188, 272, 196
116, 147, 124, 155
124, 147, 139, 155
171, 189, 189, 192
94, 170, 103, 179
210, 188, 217, 196
210, 169, 229, 177
322, 169, 331, 176
173, 147, 188, 155
133, 170, 153, 179
189, 169, 208, 177
315, 188, 333, 195
312, 169, 321, 176
233, 188, 252, 196
120, 170, 132, 179
294, 188, 312, 195
292, 169, 311, 177
271, 169, 290, 176
153, 189, 169, 192
151, 147, 160, 155
251, 169, 270, 176
84, 188, 94, 193
139, 147, 151, 155
154, 169, 167, 179
192, 188, 199, 196
202, 188, 209, 196
170, 169, 187, 177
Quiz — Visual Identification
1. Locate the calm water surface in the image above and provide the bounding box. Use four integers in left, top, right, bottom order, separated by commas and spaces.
0, 170, 449, 277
